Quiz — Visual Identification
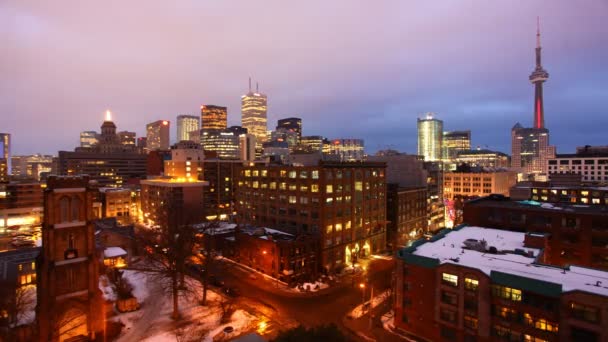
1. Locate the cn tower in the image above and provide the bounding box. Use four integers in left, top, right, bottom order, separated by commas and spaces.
529, 17, 549, 129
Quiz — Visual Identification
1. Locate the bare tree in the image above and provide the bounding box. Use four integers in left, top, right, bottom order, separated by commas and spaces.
131, 223, 201, 319
0, 282, 36, 340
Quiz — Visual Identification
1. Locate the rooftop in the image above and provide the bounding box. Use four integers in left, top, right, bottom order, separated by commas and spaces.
466, 195, 608, 215
399, 225, 608, 297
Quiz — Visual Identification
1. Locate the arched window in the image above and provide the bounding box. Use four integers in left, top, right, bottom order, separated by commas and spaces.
59, 197, 70, 223
71, 197, 80, 221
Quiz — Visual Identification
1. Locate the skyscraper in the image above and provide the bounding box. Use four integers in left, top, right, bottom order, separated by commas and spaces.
201, 105, 227, 131
417, 113, 443, 162
176, 115, 200, 141
118, 131, 136, 146
146, 120, 170, 150
511, 19, 555, 178
241, 79, 268, 148
442, 130, 471, 161
276, 117, 302, 144
79, 131, 98, 148
0, 133, 9, 182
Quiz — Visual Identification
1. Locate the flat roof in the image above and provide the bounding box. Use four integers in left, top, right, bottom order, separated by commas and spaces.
466, 196, 608, 215
401, 226, 608, 297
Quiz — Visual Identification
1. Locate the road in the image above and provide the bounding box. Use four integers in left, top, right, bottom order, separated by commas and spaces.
212, 256, 397, 340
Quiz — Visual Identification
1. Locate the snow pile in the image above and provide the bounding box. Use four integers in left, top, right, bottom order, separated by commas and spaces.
104, 247, 127, 258
203, 309, 256, 342
348, 289, 391, 319
99, 275, 117, 301
296, 281, 329, 292
122, 270, 150, 302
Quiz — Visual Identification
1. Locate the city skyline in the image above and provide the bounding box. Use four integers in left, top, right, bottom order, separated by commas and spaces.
3, 1, 608, 155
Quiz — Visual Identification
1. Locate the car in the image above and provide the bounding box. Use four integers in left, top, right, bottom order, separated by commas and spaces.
223, 287, 240, 297
209, 275, 225, 288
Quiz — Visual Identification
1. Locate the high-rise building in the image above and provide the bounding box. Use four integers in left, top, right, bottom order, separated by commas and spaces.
300, 136, 325, 153
455, 149, 510, 168
10, 154, 54, 180
79, 131, 98, 148
200, 129, 240, 160
326, 139, 365, 161
239, 134, 256, 161
0, 133, 10, 182
201, 105, 227, 131
118, 131, 136, 146
37, 176, 104, 341
548, 146, 608, 183
164, 141, 205, 179
177, 114, 200, 142
146, 120, 170, 150
417, 113, 443, 162
442, 130, 471, 161
241, 80, 268, 148
276, 117, 302, 144
511, 20, 556, 178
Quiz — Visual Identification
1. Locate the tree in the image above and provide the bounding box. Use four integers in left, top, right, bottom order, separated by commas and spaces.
132, 223, 201, 319
272, 324, 348, 342
0, 282, 36, 340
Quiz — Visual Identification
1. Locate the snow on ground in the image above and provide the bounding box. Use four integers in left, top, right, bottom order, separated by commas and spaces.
99, 275, 116, 301
202, 309, 257, 342
291, 280, 329, 293
348, 289, 391, 319
381, 310, 416, 342
122, 270, 150, 302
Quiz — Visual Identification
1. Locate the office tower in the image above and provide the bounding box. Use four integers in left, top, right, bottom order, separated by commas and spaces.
146, 120, 170, 150
326, 139, 365, 161
442, 130, 471, 161
241, 79, 268, 148
455, 149, 510, 168
177, 114, 200, 141
201, 129, 240, 160
164, 140, 205, 179
201, 105, 227, 131
0, 133, 9, 182
227, 125, 248, 136
60, 114, 146, 187
548, 146, 608, 183
512, 21, 555, 178
10, 154, 54, 180
417, 113, 443, 162
276, 117, 302, 144
80, 131, 98, 148
300, 136, 325, 153
271, 128, 299, 152
37, 176, 104, 341
118, 131, 136, 146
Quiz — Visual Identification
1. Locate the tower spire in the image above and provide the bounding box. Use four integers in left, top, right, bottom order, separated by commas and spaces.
536, 16, 541, 49
529, 16, 549, 129
248, 77, 251, 92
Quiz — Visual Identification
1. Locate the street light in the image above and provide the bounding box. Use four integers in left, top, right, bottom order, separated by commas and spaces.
359, 282, 366, 309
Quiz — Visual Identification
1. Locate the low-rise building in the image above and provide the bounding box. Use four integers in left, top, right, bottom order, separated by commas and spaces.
548, 147, 608, 183
394, 225, 608, 342
386, 184, 427, 250
444, 170, 517, 200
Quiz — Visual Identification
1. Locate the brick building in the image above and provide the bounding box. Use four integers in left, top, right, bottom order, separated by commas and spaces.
464, 195, 608, 270
0, 181, 43, 229
235, 161, 387, 273
386, 184, 427, 250
394, 225, 608, 342
37, 176, 104, 341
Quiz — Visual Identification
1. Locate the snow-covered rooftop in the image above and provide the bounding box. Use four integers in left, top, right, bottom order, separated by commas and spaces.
410, 226, 608, 297
104, 247, 127, 258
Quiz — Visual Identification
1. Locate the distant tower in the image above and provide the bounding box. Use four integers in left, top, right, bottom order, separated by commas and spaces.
417, 113, 443, 162
0, 133, 10, 182
37, 175, 103, 341
146, 120, 171, 150
241, 78, 268, 148
200, 105, 228, 131
176, 114, 200, 141
529, 17, 549, 129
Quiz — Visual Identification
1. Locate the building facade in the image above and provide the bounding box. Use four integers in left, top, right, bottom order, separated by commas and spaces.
443, 131, 471, 161
326, 139, 365, 161
235, 161, 387, 273
79, 131, 97, 148
140, 178, 206, 229
176, 115, 200, 142
0, 181, 44, 229
200, 129, 240, 160
146, 120, 170, 151
455, 149, 510, 169
548, 149, 608, 184
37, 176, 104, 341
200, 106, 227, 131
386, 184, 427, 250
1, 133, 10, 183
443, 171, 518, 200
118, 131, 136, 147
276, 117, 302, 144
394, 225, 608, 342
417, 113, 443, 162
241, 84, 268, 148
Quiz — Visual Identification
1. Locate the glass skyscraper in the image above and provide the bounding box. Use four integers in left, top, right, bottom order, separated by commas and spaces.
177, 115, 200, 142
417, 113, 443, 162
241, 81, 268, 148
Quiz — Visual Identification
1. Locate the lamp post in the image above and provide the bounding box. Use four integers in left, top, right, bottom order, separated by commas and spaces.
359, 282, 366, 308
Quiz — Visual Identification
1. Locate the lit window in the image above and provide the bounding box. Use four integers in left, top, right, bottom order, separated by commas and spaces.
289, 196, 297, 204
288, 171, 297, 179
311, 184, 319, 193
442, 273, 458, 287
465, 278, 478, 291
492, 285, 522, 301
326, 185, 333, 193
312, 170, 319, 179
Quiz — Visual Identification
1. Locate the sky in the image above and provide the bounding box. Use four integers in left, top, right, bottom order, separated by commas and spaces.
2, 0, 607, 156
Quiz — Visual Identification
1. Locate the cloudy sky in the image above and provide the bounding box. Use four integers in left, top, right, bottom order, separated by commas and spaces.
2, 0, 607, 155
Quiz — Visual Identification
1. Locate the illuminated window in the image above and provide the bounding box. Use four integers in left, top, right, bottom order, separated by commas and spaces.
524, 335, 548, 342
491, 285, 522, 301
269, 182, 276, 190
311, 184, 319, 193
279, 182, 287, 190
252, 170, 259, 177
300, 185, 308, 192
570, 302, 599, 323
464, 315, 478, 329
355, 181, 363, 191
289, 196, 297, 204
465, 278, 478, 291
326, 225, 333, 234
326, 185, 333, 193
244, 170, 251, 177
288, 171, 297, 179
299, 171, 308, 179
442, 273, 458, 287
312, 170, 319, 179
345, 221, 351, 229
335, 223, 342, 231
289, 184, 297, 191
326, 197, 333, 204
31, 262, 35, 270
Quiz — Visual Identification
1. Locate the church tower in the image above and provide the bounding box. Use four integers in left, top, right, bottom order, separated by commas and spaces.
37, 175, 103, 341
